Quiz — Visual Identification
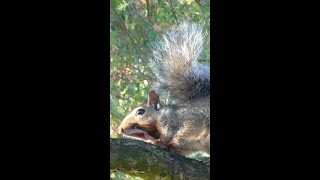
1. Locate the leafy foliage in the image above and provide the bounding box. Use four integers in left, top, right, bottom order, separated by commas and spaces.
110, 0, 210, 178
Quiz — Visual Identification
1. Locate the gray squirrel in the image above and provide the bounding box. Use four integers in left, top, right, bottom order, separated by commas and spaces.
118, 22, 210, 157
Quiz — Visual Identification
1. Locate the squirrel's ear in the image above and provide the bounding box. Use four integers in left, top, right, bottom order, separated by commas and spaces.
145, 90, 162, 111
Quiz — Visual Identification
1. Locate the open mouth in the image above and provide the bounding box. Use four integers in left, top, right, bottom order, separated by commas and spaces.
120, 125, 160, 143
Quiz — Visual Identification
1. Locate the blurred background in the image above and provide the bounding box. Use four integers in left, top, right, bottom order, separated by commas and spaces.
110, 0, 210, 179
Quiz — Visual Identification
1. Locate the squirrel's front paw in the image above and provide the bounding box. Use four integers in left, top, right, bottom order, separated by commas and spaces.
154, 139, 167, 149
200, 157, 210, 167
145, 139, 157, 144
146, 139, 166, 148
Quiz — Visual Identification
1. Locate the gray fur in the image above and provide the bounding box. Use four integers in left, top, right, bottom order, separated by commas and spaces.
150, 22, 210, 102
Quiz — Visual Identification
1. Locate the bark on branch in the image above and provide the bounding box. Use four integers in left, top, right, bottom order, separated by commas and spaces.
110, 138, 210, 180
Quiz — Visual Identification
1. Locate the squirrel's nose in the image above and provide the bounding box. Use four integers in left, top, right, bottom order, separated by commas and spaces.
118, 127, 124, 134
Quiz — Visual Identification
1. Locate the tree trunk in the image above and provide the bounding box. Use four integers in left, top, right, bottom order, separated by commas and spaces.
110, 138, 210, 180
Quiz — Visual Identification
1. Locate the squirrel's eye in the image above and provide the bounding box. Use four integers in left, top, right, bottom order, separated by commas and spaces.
136, 109, 145, 115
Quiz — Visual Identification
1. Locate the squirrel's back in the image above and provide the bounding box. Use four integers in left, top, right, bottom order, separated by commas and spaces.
151, 22, 210, 102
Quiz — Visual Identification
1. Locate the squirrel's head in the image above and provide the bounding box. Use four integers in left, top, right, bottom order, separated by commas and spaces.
118, 90, 163, 142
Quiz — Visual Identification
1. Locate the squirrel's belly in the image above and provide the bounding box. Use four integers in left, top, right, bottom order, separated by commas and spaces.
178, 130, 210, 156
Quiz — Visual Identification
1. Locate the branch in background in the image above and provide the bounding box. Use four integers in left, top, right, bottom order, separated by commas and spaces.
130, 2, 163, 69
153, 0, 159, 22
146, 0, 164, 35
111, 5, 149, 58
128, 64, 155, 82
166, 0, 179, 24
110, 138, 210, 180
195, 0, 206, 23
146, 0, 154, 26
130, 2, 149, 26
111, 6, 138, 47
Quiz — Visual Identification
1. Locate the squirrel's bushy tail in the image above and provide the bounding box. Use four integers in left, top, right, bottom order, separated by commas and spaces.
151, 22, 210, 102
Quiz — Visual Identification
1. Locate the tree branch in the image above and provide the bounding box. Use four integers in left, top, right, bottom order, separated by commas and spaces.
146, 0, 164, 35
166, 0, 179, 24
195, 0, 206, 23
110, 138, 210, 180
